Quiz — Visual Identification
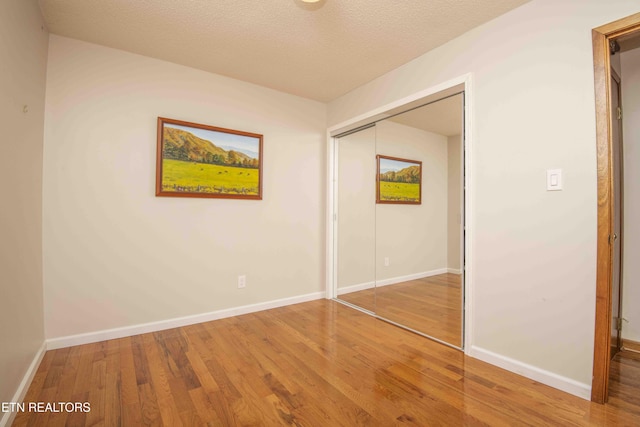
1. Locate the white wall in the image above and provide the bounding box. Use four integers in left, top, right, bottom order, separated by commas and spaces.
43, 36, 327, 339
447, 134, 462, 272
0, 0, 48, 416
329, 0, 640, 390
376, 121, 448, 280
621, 46, 640, 343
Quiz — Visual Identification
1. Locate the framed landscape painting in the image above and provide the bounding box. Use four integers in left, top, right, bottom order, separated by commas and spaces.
156, 117, 263, 200
376, 155, 422, 204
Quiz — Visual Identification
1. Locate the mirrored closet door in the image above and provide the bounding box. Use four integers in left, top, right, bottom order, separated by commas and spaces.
335, 125, 377, 312
334, 93, 465, 349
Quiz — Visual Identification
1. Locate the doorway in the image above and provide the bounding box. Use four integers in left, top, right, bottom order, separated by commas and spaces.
591, 12, 640, 404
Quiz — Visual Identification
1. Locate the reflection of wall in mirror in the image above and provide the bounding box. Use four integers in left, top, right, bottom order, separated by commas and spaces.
375, 120, 449, 282
447, 134, 462, 273
336, 127, 376, 291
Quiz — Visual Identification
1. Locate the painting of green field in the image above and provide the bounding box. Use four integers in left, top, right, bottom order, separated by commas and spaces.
162, 159, 259, 195
377, 155, 421, 204
379, 181, 420, 202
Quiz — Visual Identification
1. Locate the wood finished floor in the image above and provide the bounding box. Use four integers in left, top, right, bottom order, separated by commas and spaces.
338, 273, 462, 347
13, 300, 640, 426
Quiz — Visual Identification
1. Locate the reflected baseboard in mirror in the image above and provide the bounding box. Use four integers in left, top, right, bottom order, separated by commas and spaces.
338, 273, 462, 348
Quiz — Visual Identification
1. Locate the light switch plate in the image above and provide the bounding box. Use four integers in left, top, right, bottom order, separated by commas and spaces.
547, 169, 562, 191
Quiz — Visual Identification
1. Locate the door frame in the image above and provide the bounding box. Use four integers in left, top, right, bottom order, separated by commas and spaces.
591, 12, 640, 404
324, 73, 473, 351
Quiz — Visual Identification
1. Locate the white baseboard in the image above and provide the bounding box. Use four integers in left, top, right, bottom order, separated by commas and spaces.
337, 269, 451, 296
468, 345, 591, 400
375, 268, 448, 287
47, 291, 324, 350
622, 338, 640, 353
447, 268, 462, 274
0, 342, 47, 427
337, 281, 375, 295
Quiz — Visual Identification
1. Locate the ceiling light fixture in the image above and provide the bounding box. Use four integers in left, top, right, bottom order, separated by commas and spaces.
294, 0, 326, 11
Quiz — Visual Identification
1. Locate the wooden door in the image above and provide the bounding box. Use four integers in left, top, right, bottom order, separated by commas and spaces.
610, 69, 623, 358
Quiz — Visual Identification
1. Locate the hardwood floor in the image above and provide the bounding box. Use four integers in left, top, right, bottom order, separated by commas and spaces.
338, 273, 462, 347
13, 300, 640, 426
608, 351, 640, 421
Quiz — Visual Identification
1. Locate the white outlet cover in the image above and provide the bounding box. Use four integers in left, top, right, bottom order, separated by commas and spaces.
547, 169, 562, 191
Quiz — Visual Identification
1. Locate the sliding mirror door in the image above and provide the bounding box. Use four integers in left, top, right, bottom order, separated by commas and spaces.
335, 125, 376, 312
374, 94, 464, 347
332, 91, 465, 349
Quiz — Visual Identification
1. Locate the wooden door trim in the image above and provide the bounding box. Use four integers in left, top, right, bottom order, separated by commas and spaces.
591, 12, 640, 404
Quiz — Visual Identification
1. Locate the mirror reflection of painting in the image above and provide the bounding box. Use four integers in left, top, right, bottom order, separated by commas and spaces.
377, 155, 422, 204
156, 117, 263, 200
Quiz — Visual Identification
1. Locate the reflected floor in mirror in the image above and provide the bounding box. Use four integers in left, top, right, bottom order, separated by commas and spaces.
13, 300, 640, 426
338, 273, 462, 347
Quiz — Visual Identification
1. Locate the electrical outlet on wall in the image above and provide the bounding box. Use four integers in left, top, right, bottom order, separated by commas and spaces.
238, 275, 246, 289
384, 257, 390, 267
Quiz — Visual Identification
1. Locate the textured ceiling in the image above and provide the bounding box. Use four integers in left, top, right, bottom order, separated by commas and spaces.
39, 0, 530, 102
